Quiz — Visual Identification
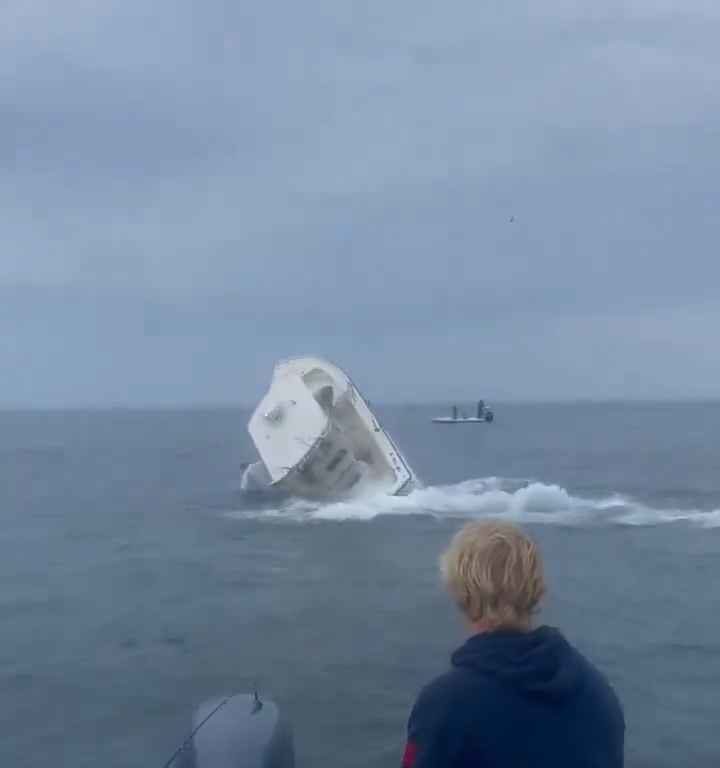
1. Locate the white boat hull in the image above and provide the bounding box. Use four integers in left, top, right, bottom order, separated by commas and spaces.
242, 357, 416, 498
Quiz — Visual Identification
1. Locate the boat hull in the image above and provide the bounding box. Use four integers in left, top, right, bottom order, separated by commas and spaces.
243, 357, 417, 498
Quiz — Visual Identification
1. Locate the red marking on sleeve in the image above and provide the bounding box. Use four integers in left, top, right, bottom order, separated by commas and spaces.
402, 741, 418, 768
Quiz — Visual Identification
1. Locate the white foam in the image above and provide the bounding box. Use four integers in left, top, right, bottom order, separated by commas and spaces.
617, 505, 720, 528
230, 477, 720, 528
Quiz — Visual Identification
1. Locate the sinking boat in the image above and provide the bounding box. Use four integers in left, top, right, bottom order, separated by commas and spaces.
432, 401, 494, 424
241, 357, 416, 498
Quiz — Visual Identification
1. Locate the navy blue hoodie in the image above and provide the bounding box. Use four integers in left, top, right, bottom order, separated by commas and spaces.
403, 626, 624, 768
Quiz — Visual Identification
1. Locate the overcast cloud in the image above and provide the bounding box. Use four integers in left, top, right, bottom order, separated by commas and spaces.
1, 0, 718, 405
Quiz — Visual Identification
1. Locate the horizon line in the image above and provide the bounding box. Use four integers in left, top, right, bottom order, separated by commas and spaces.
2, 396, 720, 412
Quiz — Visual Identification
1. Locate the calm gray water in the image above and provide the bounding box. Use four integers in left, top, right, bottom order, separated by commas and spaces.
1, 404, 719, 767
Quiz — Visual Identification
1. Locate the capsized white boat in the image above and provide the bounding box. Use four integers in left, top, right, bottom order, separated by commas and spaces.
241, 357, 417, 498
432, 401, 494, 424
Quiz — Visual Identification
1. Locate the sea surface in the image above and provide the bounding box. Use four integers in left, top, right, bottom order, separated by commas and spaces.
1, 403, 719, 767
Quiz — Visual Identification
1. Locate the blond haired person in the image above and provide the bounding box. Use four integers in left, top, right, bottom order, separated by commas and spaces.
402, 520, 624, 768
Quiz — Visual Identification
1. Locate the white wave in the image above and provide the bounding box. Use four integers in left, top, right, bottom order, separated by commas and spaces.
230, 476, 720, 528
617, 505, 720, 528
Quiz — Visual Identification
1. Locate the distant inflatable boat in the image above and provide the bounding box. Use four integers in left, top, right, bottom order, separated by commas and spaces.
432, 401, 494, 424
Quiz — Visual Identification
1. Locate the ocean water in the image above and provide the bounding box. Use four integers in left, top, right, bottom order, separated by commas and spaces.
1, 403, 719, 767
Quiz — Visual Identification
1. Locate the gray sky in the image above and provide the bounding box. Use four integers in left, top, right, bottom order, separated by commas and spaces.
2, 0, 719, 405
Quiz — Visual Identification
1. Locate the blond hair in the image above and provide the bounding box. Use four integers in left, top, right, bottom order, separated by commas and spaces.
440, 520, 545, 627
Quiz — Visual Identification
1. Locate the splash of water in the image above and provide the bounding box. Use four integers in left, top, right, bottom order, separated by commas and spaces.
229, 477, 720, 528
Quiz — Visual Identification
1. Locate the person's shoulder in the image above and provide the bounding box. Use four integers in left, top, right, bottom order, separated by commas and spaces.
413, 665, 488, 715
564, 637, 625, 725
407, 668, 476, 739
405, 668, 490, 766
572, 644, 620, 694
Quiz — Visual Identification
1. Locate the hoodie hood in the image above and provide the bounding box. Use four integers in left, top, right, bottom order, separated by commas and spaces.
451, 625, 584, 702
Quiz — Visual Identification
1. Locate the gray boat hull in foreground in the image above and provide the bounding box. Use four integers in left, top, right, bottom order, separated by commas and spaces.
170, 693, 294, 768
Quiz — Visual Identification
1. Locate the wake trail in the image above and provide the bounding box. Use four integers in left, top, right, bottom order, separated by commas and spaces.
229, 477, 720, 528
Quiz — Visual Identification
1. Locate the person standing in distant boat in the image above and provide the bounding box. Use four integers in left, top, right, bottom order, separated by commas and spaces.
401, 520, 625, 768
